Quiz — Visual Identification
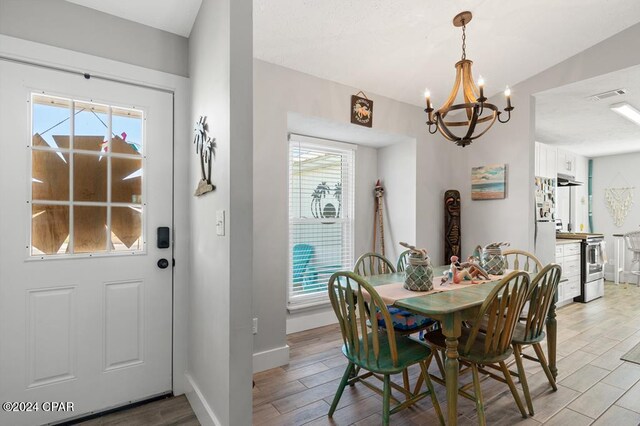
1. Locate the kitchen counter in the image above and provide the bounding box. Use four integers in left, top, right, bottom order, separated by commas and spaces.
556, 239, 581, 245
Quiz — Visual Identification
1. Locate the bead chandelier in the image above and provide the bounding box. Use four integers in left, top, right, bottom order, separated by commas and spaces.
425, 11, 514, 147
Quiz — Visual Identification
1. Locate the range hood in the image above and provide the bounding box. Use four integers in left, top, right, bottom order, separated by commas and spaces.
557, 173, 582, 187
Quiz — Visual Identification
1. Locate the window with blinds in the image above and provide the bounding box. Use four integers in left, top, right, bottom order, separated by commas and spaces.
288, 135, 355, 307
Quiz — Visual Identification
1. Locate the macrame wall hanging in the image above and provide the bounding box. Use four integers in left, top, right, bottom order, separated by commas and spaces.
605, 187, 634, 227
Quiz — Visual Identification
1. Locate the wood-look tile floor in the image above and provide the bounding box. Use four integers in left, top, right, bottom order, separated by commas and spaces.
253, 282, 640, 425
75, 395, 198, 426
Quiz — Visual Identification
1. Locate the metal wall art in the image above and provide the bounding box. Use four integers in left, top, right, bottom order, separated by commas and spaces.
193, 116, 216, 196
444, 189, 461, 264
351, 91, 373, 128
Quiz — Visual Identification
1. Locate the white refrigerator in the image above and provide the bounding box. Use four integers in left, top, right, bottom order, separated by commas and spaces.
534, 177, 557, 265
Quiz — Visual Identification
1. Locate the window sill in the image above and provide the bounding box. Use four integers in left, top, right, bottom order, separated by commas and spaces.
287, 298, 331, 313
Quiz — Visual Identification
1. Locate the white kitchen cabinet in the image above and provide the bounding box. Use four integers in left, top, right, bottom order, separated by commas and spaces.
535, 142, 541, 177
535, 142, 558, 179
557, 148, 576, 176
556, 241, 582, 306
546, 144, 557, 178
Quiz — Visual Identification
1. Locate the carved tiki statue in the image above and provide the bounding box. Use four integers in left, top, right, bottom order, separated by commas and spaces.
444, 189, 461, 264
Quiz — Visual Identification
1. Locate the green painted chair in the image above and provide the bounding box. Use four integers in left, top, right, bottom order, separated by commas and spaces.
353, 253, 436, 336
354, 252, 396, 276
503, 249, 543, 321
424, 271, 531, 425
502, 249, 543, 274
510, 264, 562, 416
353, 252, 437, 394
396, 249, 411, 272
327, 271, 444, 425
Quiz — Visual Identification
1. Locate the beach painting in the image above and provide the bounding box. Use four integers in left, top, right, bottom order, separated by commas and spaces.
471, 164, 507, 200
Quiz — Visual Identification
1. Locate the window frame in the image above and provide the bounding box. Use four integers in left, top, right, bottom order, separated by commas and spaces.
287, 134, 356, 309
27, 92, 147, 260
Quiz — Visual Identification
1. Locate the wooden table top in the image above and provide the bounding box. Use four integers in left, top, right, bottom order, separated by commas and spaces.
366, 266, 509, 315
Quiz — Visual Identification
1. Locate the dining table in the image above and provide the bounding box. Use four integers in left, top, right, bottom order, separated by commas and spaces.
365, 265, 557, 426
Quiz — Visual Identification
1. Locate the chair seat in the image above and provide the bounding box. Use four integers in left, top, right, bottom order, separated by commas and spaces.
424, 327, 513, 365
343, 333, 432, 374
511, 322, 545, 345
376, 306, 435, 332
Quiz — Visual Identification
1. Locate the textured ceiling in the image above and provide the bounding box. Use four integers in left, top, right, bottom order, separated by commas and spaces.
254, 0, 640, 107
66, 0, 202, 37
536, 64, 640, 158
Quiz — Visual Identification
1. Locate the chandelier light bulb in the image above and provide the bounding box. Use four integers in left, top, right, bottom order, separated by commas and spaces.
424, 89, 431, 99
478, 76, 485, 87
504, 86, 511, 97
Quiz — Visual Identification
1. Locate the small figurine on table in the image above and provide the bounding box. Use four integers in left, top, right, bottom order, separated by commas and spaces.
448, 255, 491, 284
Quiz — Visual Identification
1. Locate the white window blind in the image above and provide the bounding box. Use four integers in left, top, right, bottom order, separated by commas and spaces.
288, 135, 355, 306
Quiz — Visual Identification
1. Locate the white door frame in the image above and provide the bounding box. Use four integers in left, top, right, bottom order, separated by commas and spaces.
0, 34, 191, 397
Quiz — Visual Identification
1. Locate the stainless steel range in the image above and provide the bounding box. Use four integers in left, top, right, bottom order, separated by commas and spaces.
556, 232, 605, 302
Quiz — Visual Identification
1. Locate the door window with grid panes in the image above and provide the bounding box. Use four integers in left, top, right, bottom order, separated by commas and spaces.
30, 94, 145, 257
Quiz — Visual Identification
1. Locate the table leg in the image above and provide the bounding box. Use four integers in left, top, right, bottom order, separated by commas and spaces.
442, 313, 461, 425
615, 237, 620, 285
546, 296, 557, 380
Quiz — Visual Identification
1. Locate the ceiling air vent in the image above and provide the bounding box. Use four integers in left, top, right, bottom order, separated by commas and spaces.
588, 88, 628, 101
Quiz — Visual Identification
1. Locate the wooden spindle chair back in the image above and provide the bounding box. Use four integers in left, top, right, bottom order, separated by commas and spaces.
328, 271, 399, 368
464, 271, 531, 359
502, 249, 543, 275
354, 252, 395, 277
396, 250, 411, 272
521, 264, 562, 341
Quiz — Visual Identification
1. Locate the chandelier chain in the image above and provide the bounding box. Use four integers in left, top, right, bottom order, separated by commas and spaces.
461, 21, 466, 60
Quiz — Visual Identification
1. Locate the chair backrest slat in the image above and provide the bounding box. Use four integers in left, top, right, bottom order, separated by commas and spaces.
354, 252, 396, 276
396, 250, 411, 272
503, 249, 543, 274
329, 272, 398, 367
464, 271, 531, 358
523, 264, 562, 340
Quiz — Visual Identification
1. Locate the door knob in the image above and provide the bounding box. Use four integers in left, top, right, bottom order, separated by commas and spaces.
157, 258, 169, 269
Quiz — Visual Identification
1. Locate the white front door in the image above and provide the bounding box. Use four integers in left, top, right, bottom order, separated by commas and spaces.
0, 60, 174, 425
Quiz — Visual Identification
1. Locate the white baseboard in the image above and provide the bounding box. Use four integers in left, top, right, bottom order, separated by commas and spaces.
253, 345, 290, 373
184, 373, 222, 426
605, 271, 639, 283
286, 306, 338, 334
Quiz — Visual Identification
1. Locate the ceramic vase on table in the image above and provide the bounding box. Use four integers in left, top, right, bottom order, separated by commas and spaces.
404, 252, 434, 291
474, 242, 509, 275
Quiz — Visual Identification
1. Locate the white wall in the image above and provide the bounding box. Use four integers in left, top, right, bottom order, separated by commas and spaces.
187, 0, 253, 425
378, 140, 417, 263
0, 0, 189, 77
253, 59, 456, 371
592, 152, 640, 280
444, 22, 640, 259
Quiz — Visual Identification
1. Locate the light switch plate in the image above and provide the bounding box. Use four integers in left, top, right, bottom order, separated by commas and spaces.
216, 210, 225, 236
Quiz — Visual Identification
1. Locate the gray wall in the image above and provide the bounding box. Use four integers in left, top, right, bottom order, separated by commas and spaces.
592, 152, 640, 280
187, 0, 253, 425
377, 140, 417, 263
0, 0, 189, 77
253, 59, 456, 370
444, 22, 640, 259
